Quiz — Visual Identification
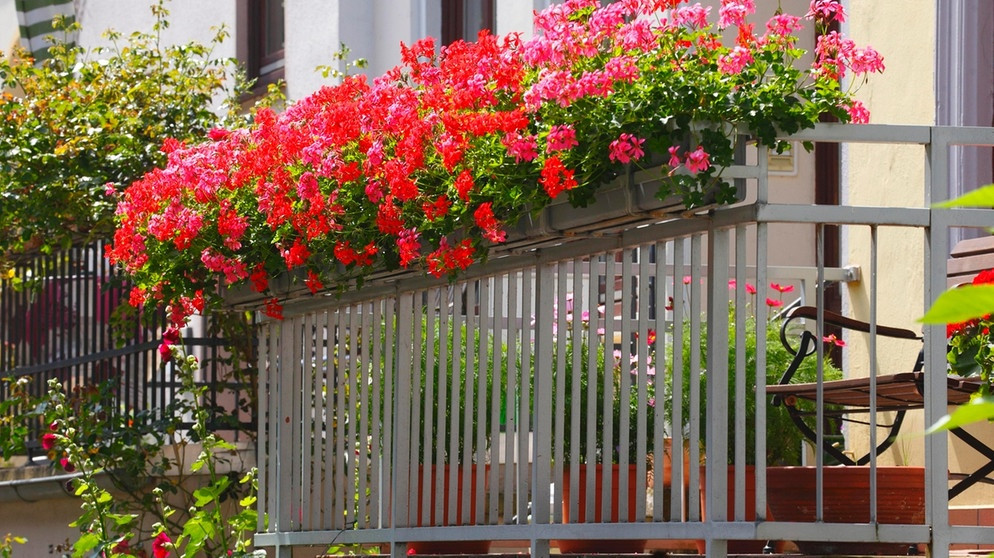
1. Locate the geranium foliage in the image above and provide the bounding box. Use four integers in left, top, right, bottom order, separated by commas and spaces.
0, 1, 270, 261
109, 0, 884, 323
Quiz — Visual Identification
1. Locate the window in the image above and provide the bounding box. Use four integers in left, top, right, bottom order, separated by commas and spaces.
246, 0, 284, 90
441, 0, 495, 45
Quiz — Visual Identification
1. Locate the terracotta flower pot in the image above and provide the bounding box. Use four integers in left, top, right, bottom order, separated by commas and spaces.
766, 466, 925, 555
407, 465, 491, 555
696, 465, 782, 554
558, 464, 648, 553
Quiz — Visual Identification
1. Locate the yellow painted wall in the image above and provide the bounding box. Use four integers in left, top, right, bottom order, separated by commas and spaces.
840, 1, 994, 507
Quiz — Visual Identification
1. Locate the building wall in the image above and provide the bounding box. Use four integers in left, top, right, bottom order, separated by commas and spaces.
76, 0, 237, 57
840, 0, 994, 508
1, 0, 18, 54
840, 0, 933, 467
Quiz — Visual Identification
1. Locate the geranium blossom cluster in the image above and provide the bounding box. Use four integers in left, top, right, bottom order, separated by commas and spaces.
946, 268, 994, 394
109, 0, 883, 324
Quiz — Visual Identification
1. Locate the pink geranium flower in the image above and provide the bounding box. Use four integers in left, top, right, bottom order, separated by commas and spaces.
608, 133, 646, 164
685, 146, 711, 174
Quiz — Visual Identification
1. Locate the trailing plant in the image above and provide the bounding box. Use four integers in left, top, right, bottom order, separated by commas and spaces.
2, 332, 261, 557
108, 0, 883, 324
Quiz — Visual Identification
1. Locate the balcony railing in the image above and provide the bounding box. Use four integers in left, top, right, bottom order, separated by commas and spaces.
0, 241, 254, 459
168, 125, 994, 556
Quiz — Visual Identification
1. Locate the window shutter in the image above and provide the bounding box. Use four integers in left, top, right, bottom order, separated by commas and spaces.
14, 0, 76, 62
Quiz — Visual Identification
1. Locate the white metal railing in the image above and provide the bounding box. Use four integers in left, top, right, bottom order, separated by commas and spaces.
254, 124, 994, 558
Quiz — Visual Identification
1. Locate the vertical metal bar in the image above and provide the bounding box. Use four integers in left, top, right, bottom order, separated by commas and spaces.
868, 225, 879, 522
382, 297, 395, 528
449, 285, 463, 524
486, 275, 501, 524
266, 321, 280, 532
925, 128, 950, 556
814, 224, 826, 521
461, 282, 475, 525
310, 311, 325, 529
517, 269, 532, 524
53, 250, 62, 388
584, 255, 598, 522
553, 260, 567, 525
532, 262, 554, 557
619, 250, 633, 519
495, 272, 513, 525
300, 312, 315, 530
476, 277, 491, 523
687, 235, 702, 521
567, 257, 582, 524
277, 320, 294, 531
653, 241, 668, 522
358, 302, 372, 527
754, 222, 769, 519
370, 301, 384, 527
435, 288, 450, 525
407, 295, 424, 527
706, 227, 730, 557
733, 226, 747, 521
421, 290, 436, 528
346, 306, 360, 526
323, 310, 336, 530
672, 238, 688, 521
291, 316, 304, 529
257, 321, 270, 532
335, 308, 348, 529
636, 244, 649, 521
394, 293, 414, 532
504, 271, 521, 524
601, 253, 616, 521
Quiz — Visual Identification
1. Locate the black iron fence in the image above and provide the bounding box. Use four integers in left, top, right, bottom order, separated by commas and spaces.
0, 241, 255, 458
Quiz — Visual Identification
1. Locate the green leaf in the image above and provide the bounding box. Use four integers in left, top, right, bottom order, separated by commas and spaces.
193, 475, 231, 506
72, 532, 101, 558
106, 512, 138, 527
926, 396, 994, 433
920, 284, 994, 324
96, 489, 114, 504
935, 184, 994, 208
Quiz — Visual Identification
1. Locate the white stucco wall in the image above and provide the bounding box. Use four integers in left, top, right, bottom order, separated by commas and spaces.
1, 0, 18, 55
75, 0, 236, 58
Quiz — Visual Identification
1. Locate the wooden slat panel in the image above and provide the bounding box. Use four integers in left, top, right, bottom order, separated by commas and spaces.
768, 371, 980, 411
947, 236, 994, 287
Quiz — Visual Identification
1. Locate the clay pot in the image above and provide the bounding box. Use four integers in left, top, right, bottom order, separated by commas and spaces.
407, 465, 491, 555
766, 466, 925, 555
558, 464, 648, 553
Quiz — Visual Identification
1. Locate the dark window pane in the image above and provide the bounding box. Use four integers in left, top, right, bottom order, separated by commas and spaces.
442, 0, 494, 45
